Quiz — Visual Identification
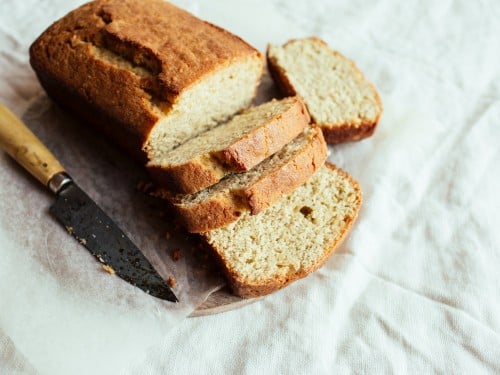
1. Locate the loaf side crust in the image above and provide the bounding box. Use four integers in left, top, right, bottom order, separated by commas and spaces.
219, 97, 311, 171
205, 163, 362, 298
244, 127, 326, 214
266, 37, 382, 144
147, 97, 311, 194
321, 121, 378, 144
148, 155, 225, 194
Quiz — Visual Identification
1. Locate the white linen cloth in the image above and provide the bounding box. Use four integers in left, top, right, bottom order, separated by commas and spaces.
1, 0, 499, 373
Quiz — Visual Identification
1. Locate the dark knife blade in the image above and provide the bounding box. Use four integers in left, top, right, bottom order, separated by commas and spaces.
0, 105, 177, 302
50, 181, 178, 302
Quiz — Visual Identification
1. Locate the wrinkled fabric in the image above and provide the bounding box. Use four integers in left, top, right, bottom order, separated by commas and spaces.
1, 0, 499, 374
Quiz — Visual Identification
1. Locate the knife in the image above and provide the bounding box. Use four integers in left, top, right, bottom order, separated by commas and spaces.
0, 103, 178, 302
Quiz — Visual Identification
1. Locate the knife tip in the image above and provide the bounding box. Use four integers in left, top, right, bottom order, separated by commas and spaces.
154, 286, 179, 303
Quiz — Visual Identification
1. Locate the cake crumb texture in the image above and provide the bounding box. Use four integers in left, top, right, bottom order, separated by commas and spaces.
267, 37, 382, 143
203, 163, 362, 298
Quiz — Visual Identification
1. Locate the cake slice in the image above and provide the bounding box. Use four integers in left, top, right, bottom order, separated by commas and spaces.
267, 37, 382, 144
153, 125, 327, 233
29, 0, 264, 161
202, 163, 362, 298
147, 97, 309, 194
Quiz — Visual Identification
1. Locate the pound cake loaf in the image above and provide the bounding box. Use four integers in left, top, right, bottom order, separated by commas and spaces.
153, 125, 327, 233
267, 37, 382, 144
30, 0, 264, 161
203, 163, 362, 298
147, 97, 310, 194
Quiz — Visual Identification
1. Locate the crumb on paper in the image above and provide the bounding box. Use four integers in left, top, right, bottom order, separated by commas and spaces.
136, 180, 145, 191
173, 221, 181, 232
97, 255, 105, 263
78, 238, 87, 245
167, 276, 176, 288
171, 248, 182, 261
102, 264, 116, 274
136, 180, 154, 194
65, 226, 73, 234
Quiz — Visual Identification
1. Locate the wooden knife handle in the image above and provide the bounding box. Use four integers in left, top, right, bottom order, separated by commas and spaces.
0, 103, 65, 187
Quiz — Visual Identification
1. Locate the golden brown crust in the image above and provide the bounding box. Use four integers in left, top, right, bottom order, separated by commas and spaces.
169, 126, 327, 233
208, 163, 363, 298
322, 120, 378, 144
29, 0, 262, 160
217, 97, 310, 171
266, 37, 382, 144
148, 97, 310, 194
33, 69, 149, 162
175, 194, 246, 234
266, 54, 298, 98
99, 1, 263, 101
148, 156, 226, 194
244, 127, 326, 214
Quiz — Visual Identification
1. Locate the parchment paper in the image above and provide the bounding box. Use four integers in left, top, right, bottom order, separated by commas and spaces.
0, 93, 225, 373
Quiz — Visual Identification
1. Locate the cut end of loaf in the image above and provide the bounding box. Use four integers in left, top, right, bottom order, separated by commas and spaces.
203, 163, 362, 298
145, 56, 264, 159
267, 37, 382, 144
